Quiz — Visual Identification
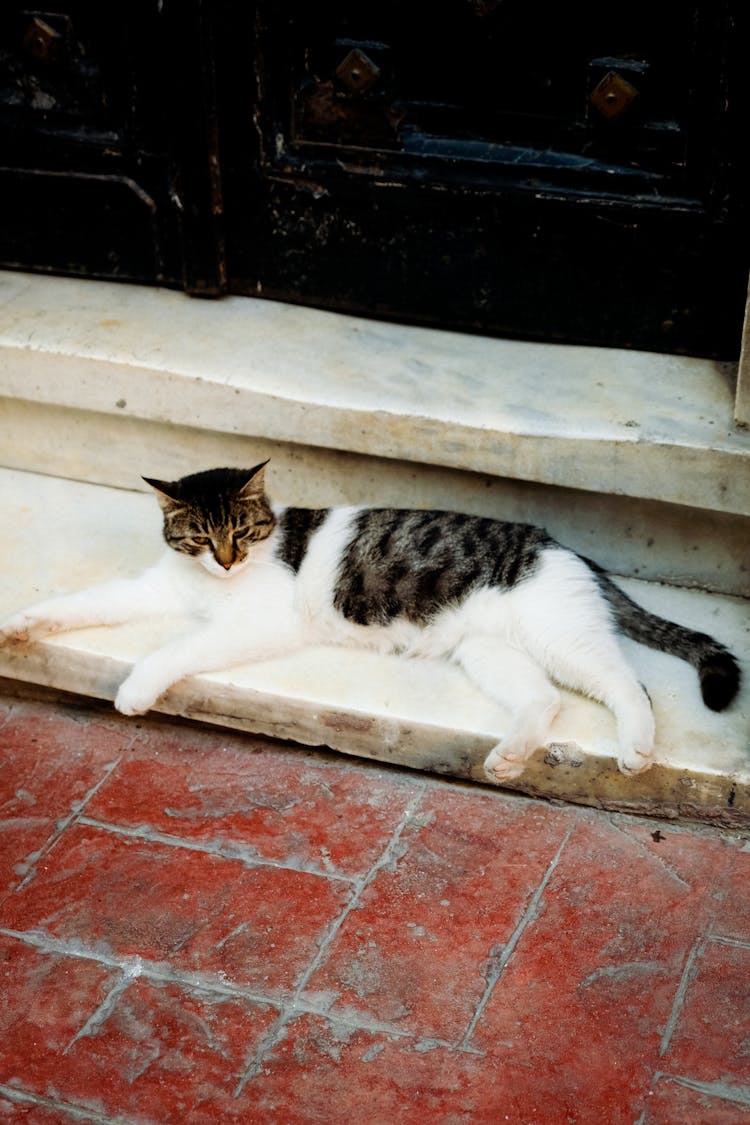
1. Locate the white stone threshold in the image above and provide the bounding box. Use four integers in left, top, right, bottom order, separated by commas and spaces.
1, 271, 748, 517
1, 469, 748, 825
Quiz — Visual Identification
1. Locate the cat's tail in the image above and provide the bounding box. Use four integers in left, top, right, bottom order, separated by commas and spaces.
590, 567, 741, 711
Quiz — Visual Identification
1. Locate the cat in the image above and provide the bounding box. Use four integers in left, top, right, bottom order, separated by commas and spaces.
0, 463, 740, 782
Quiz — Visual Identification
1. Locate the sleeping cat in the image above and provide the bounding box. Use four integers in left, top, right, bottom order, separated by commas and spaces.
0, 463, 740, 782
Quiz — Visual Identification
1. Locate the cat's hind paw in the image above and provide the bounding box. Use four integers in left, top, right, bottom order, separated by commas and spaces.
616, 697, 655, 776
616, 744, 655, 776
483, 746, 527, 783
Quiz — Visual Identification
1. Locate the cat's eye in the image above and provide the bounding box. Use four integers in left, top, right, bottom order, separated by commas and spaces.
191, 536, 210, 546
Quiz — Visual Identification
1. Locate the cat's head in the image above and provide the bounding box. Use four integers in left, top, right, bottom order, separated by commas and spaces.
143, 463, 274, 578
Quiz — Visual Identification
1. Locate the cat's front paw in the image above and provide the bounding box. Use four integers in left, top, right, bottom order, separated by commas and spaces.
115, 677, 159, 717
0, 612, 43, 646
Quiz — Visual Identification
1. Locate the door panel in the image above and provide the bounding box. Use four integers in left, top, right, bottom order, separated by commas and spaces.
0, 1, 224, 294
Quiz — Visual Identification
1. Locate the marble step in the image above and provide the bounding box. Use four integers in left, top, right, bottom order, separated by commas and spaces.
1, 468, 748, 826
1, 270, 749, 596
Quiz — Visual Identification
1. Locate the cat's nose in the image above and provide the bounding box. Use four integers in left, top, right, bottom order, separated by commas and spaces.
214, 546, 235, 570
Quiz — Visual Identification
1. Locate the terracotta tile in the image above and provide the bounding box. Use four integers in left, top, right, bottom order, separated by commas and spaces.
0, 1094, 81, 1122
34, 977, 277, 1125
711, 844, 750, 942
187, 864, 352, 995
0, 702, 128, 806
468, 816, 733, 1125
0, 823, 351, 996
0, 932, 277, 1125
640, 1076, 750, 1123
0, 934, 117, 1092
303, 787, 573, 1042
238, 1012, 495, 1125
609, 820, 750, 942
0, 702, 127, 898
2, 692, 749, 1124
0, 820, 57, 906
251, 1009, 646, 1125
662, 941, 750, 1086
87, 726, 421, 878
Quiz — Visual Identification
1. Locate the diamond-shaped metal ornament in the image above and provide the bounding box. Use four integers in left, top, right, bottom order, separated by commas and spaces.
590, 70, 640, 120
22, 16, 61, 64
335, 48, 381, 96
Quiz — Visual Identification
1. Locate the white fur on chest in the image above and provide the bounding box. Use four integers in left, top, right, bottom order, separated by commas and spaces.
153, 540, 297, 627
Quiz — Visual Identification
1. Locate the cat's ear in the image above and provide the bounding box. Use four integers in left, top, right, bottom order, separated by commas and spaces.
142, 477, 182, 511
238, 460, 270, 499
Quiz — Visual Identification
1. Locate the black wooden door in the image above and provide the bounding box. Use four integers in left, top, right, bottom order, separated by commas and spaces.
220, 0, 747, 357
1, 1, 746, 358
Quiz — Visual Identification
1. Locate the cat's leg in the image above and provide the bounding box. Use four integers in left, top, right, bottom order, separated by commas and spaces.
536, 640, 654, 775
0, 567, 183, 646
511, 552, 656, 775
114, 619, 301, 716
453, 637, 561, 782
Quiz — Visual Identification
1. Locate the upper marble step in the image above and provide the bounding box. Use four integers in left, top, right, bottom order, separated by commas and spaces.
1, 271, 748, 517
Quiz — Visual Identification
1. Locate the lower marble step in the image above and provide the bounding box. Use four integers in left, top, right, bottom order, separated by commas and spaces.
1, 468, 748, 826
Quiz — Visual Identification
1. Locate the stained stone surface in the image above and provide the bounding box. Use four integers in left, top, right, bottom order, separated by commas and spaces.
1, 469, 747, 824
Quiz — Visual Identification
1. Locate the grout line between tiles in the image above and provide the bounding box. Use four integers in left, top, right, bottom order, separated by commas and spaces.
458, 824, 575, 1051
64, 972, 136, 1055
76, 815, 357, 883
708, 933, 750, 951
659, 934, 706, 1057
0, 1080, 137, 1125
653, 1071, 750, 1107
0, 926, 284, 1010
281, 1000, 414, 1042
605, 816, 692, 891
13, 756, 127, 894
232, 782, 429, 1097
291, 784, 429, 996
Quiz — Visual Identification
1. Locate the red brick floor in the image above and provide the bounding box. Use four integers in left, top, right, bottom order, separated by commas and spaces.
0, 691, 749, 1125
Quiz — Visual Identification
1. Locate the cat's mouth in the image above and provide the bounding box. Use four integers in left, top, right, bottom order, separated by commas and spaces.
198, 554, 251, 579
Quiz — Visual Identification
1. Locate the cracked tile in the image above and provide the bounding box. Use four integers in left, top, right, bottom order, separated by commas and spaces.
85, 724, 422, 879
0, 823, 352, 997
661, 941, 750, 1087
641, 1075, 750, 1123
0, 935, 276, 1125
1, 694, 749, 1124
0, 702, 126, 899
301, 787, 574, 1042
